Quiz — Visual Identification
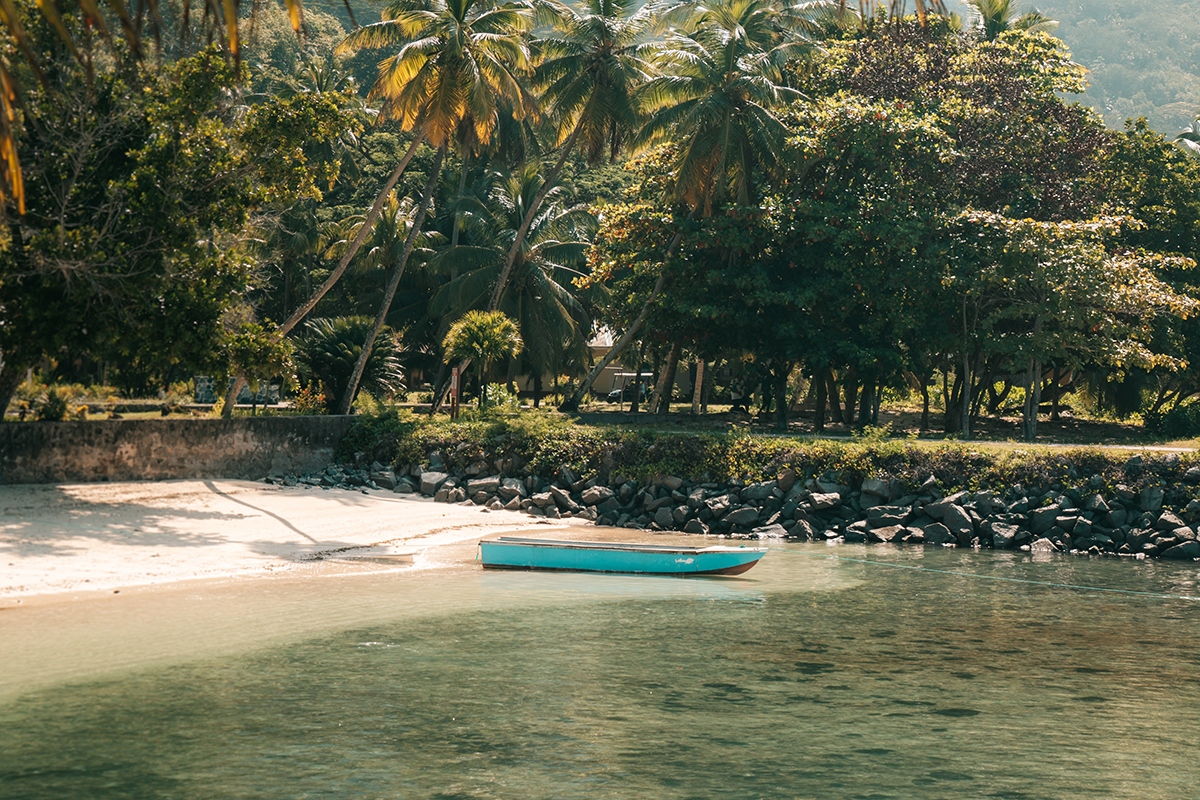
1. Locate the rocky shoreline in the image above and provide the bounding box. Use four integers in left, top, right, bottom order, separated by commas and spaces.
266, 452, 1200, 561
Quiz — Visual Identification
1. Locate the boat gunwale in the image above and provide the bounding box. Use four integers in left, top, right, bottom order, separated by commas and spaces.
485, 537, 767, 555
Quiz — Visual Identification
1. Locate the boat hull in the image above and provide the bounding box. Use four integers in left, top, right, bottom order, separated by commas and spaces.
479, 538, 766, 576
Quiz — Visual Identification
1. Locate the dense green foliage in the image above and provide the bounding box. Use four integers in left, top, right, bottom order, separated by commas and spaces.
6, 0, 1200, 444
338, 410, 1200, 501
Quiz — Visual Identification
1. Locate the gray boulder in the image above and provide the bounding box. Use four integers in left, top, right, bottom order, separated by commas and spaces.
657, 474, 685, 491
1140, 485, 1165, 513
1156, 511, 1186, 531
467, 475, 502, 495
809, 492, 842, 511
705, 495, 732, 517
684, 519, 710, 535
860, 478, 892, 500
420, 471, 449, 496
924, 491, 969, 520
1029, 505, 1060, 535
988, 521, 1020, 549
750, 523, 788, 539
790, 519, 816, 540
1173, 526, 1198, 542
370, 469, 398, 490
724, 507, 761, 527
922, 523, 955, 545
530, 491, 556, 508
549, 485, 573, 509
1162, 541, 1200, 560
815, 479, 849, 495
498, 478, 527, 500
653, 506, 676, 529
742, 481, 777, 502
843, 521, 870, 542
942, 504, 974, 538
580, 485, 614, 505
868, 525, 903, 543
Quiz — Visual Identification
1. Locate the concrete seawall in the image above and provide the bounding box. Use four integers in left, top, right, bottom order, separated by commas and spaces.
0, 416, 354, 484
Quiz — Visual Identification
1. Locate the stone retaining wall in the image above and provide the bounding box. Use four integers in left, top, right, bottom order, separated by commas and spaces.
0, 416, 354, 484
283, 451, 1200, 561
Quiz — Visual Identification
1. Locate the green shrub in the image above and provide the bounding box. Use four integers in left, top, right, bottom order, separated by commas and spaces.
34, 388, 69, 421
350, 412, 1200, 502
296, 317, 405, 413
1144, 402, 1200, 439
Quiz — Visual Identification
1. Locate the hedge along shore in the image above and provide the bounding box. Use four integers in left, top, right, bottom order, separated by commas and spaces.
291, 413, 1200, 561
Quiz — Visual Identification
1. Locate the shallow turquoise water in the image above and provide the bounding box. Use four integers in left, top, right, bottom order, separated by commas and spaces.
5, 543, 1200, 799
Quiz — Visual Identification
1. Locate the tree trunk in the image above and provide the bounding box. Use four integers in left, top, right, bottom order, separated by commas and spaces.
223, 133, 426, 418
559, 269, 670, 413
919, 378, 930, 432
814, 368, 827, 431
488, 121, 585, 312
692, 359, 705, 415
559, 214, 693, 413
651, 342, 681, 414
858, 374, 874, 430
842, 369, 859, 428
986, 377, 1013, 415
826, 369, 843, 425
532, 373, 542, 408
945, 369, 963, 432
629, 340, 646, 414
1050, 366, 1061, 421
337, 144, 446, 415
774, 365, 789, 432
1022, 355, 1042, 441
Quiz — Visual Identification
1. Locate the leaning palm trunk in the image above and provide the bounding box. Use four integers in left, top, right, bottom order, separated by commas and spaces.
560, 220, 691, 413
221, 134, 426, 417
338, 145, 446, 415
559, 268, 670, 413
487, 122, 584, 312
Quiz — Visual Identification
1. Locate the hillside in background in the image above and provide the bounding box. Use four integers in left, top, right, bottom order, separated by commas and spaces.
950, 0, 1198, 135
299, 0, 1199, 136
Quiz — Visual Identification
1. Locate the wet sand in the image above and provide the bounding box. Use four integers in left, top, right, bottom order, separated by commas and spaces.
0, 480, 571, 605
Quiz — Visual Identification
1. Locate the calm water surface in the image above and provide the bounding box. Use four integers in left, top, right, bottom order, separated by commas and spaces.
4, 540, 1200, 799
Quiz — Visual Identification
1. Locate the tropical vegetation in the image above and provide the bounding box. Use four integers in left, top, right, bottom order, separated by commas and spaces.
5, 0, 1200, 444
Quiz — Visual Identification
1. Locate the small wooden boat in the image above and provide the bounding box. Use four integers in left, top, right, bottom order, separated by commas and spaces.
478, 537, 767, 576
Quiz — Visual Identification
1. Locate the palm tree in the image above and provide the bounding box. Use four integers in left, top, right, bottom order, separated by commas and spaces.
636, 0, 803, 213
838, 0, 948, 29
296, 317, 406, 412
963, 0, 1057, 41
333, 0, 534, 414
433, 162, 596, 384
442, 310, 524, 407
1176, 116, 1200, 157
561, 0, 808, 411
483, 0, 656, 312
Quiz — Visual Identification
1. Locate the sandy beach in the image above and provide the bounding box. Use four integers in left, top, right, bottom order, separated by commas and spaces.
0, 479, 564, 604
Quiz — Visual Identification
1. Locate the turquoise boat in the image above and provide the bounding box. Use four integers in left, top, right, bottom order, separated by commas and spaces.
478, 537, 767, 576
